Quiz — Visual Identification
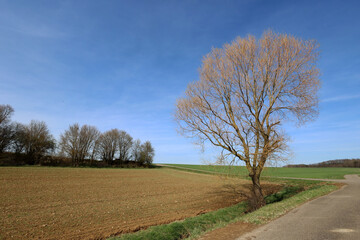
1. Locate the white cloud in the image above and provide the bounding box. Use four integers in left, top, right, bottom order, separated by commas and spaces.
322, 94, 360, 103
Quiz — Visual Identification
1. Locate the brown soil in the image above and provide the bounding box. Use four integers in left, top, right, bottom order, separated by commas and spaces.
0, 167, 280, 239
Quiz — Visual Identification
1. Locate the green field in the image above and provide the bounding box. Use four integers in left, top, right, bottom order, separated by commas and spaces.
164, 164, 360, 179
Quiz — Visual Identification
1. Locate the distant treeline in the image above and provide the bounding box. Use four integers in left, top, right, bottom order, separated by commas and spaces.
0, 104, 155, 167
284, 159, 360, 168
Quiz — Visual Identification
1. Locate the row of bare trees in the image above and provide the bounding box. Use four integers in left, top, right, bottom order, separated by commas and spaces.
59, 123, 154, 166
0, 104, 154, 167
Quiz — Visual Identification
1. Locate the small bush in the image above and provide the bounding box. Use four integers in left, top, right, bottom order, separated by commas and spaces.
265, 186, 304, 204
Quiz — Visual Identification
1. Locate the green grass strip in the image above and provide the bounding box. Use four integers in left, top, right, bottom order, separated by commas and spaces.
185, 184, 339, 240
239, 184, 338, 224
109, 184, 338, 240
109, 201, 248, 240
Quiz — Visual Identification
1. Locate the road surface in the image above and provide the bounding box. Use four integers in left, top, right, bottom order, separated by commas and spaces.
237, 175, 360, 240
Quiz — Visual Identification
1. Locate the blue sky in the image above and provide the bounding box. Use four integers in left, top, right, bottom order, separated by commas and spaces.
0, 0, 359, 165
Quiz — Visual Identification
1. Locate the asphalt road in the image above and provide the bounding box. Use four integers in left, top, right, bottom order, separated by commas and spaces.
237, 175, 360, 240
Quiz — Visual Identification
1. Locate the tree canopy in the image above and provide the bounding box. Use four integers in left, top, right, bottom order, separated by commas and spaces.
175, 30, 320, 208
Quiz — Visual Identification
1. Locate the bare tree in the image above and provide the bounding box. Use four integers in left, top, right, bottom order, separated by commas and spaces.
59, 123, 80, 164
140, 141, 155, 165
78, 125, 100, 163
11, 123, 27, 154
0, 123, 15, 153
13, 120, 55, 163
59, 123, 100, 166
0, 104, 14, 125
98, 129, 120, 164
90, 137, 101, 165
118, 130, 133, 163
0, 104, 15, 153
131, 139, 142, 163
175, 31, 320, 208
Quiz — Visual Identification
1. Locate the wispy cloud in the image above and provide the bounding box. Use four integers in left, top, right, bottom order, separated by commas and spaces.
322, 94, 360, 103
5, 24, 65, 38
0, 10, 66, 38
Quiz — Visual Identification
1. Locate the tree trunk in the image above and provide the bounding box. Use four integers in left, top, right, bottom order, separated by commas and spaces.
249, 173, 266, 210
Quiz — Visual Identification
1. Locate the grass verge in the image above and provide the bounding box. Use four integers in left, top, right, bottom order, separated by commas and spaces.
238, 184, 338, 224
108, 182, 339, 240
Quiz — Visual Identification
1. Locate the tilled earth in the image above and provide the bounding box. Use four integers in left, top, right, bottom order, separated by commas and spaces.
0, 167, 280, 240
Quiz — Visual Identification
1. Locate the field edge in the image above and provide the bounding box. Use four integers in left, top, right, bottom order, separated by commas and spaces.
160, 164, 360, 179
109, 182, 340, 240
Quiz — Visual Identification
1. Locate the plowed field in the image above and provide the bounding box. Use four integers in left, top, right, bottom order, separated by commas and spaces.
0, 167, 279, 239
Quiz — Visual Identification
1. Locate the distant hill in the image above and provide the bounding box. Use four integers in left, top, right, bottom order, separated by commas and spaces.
284, 159, 360, 168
